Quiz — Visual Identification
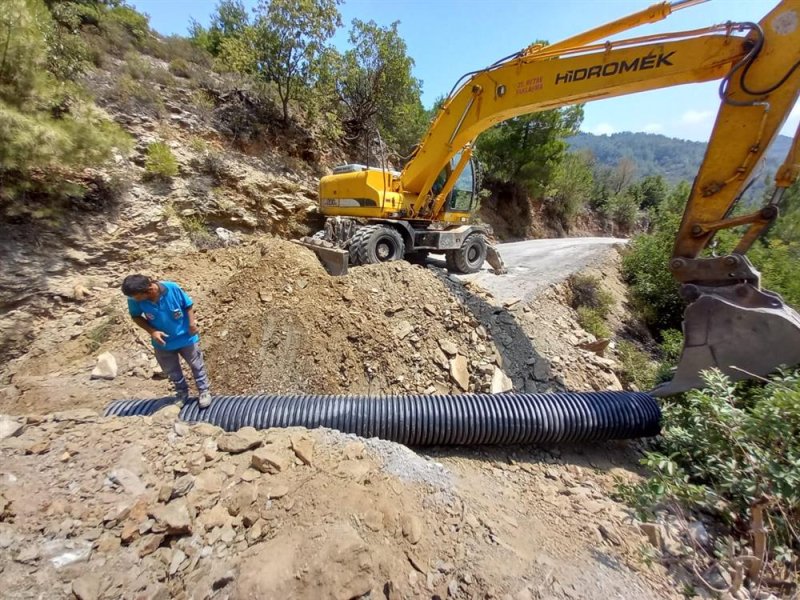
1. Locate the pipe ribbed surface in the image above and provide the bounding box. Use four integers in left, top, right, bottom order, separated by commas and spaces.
104, 392, 660, 446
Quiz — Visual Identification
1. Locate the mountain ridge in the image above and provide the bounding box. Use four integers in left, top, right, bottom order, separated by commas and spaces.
568, 130, 792, 188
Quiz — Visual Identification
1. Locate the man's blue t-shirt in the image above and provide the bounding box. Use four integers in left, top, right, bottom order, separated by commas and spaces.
128, 281, 199, 351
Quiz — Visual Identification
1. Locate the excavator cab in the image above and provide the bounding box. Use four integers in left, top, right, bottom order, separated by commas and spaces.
430, 152, 478, 223
445, 155, 477, 214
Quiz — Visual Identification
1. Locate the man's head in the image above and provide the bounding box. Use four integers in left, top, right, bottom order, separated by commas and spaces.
122, 274, 159, 302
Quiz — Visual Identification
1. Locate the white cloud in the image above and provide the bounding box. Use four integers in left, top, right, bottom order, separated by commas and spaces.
681, 109, 714, 125
642, 123, 664, 133
588, 122, 617, 136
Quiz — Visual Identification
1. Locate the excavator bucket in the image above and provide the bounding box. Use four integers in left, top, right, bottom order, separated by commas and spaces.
653, 284, 800, 397
294, 237, 349, 276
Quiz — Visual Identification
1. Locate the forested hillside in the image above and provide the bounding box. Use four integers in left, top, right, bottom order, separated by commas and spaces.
568, 131, 793, 186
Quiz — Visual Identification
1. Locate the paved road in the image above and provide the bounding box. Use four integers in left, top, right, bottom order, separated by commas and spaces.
444, 237, 628, 303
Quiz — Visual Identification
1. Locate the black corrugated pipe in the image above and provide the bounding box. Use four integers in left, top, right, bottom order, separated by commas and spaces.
104, 391, 660, 446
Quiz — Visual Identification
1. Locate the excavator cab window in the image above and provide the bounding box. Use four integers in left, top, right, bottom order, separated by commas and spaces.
445, 154, 476, 213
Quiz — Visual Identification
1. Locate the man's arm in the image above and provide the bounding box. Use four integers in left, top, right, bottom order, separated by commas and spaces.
187, 306, 199, 335
132, 316, 168, 346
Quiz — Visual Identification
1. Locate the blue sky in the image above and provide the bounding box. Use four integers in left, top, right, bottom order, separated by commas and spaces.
131, 0, 799, 142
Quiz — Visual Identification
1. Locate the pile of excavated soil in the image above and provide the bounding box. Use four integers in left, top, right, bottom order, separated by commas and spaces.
201, 239, 523, 396
0, 407, 679, 600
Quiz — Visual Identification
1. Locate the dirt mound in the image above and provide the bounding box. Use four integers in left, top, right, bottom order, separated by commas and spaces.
0, 407, 677, 599
203, 239, 513, 396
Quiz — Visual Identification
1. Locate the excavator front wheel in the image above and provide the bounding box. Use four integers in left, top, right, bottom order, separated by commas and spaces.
349, 225, 405, 266
445, 233, 488, 274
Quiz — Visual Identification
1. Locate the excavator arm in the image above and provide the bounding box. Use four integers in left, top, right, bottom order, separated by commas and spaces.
398, 0, 800, 394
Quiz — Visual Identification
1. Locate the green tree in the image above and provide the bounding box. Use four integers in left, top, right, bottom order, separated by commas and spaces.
475, 106, 584, 197
544, 150, 594, 229
190, 0, 249, 57
622, 181, 688, 332
0, 0, 128, 194
633, 173, 668, 210
252, 0, 341, 125
335, 19, 425, 158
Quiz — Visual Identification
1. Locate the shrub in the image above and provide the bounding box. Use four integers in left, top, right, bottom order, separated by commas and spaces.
149, 67, 176, 87
169, 58, 193, 79
621, 182, 687, 333
577, 306, 611, 339
105, 5, 149, 41
124, 52, 152, 80
569, 274, 613, 312
569, 274, 614, 338
617, 340, 657, 390
144, 142, 178, 180
607, 192, 640, 232
619, 369, 800, 572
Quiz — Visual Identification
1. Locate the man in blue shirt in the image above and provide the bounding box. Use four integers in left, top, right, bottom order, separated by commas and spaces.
122, 274, 213, 408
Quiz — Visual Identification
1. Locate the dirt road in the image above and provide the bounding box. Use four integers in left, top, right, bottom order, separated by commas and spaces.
454, 237, 628, 303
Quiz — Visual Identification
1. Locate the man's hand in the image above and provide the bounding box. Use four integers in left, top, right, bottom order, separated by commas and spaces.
151, 331, 169, 346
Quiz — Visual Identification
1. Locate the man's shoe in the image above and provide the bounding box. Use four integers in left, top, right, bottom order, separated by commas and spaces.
198, 390, 212, 409
175, 390, 190, 407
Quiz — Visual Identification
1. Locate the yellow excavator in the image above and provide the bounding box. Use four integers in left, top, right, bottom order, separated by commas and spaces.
303, 0, 800, 395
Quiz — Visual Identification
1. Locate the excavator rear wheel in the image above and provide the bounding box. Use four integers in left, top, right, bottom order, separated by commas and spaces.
349, 225, 405, 266
445, 233, 488, 274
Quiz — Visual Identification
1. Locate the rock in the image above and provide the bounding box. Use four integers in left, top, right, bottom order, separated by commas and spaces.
598, 523, 623, 546
72, 573, 101, 600
150, 500, 191, 534
0, 416, 24, 440
171, 475, 194, 499
432, 349, 449, 370
91, 352, 118, 380
343, 442, 364, 461
391, 320, 413, 339
578, 338, 611, 356
219, 524, 236, 544
186, 452, 206, 475
224, 483, 257, 516
43, 539, 92, 568
490, 367, 513, 394
202, 438, 218, 461
251, 448, 289, 473
263, 484, 289, 499
108, 468, 147, 497
72, 284, 92, 301
158, 483, 172, 503
169, 549, 187, 575
449, 355, 470, 391
401, 514, 423, 544
215, 227, 239, 246
198, 504, 232, 530
137, 534, 165, 557
364, 510, 384, 532
194, 469, 224, 494
290, 436, 314, 466
638, 522, 663, 549
438, 339, 458, 356
423, 305, 437, 316
217, 428, 263, 454
688, 521, 710, 547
